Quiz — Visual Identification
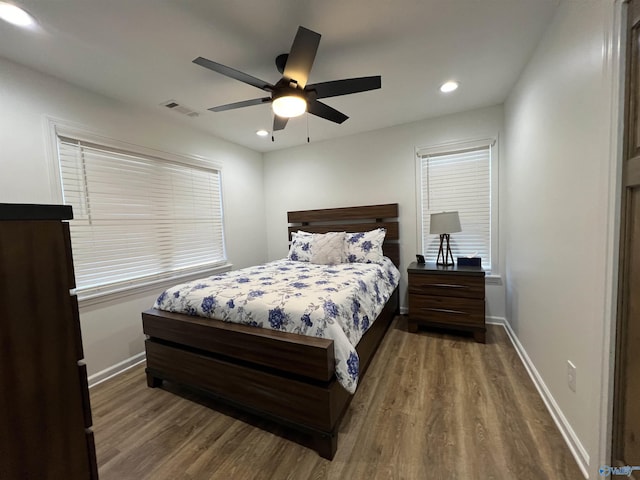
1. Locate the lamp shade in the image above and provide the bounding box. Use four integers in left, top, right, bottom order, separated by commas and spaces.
430, 211, 461, 234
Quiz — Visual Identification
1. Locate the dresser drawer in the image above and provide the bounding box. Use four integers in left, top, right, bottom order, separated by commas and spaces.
408, 272, 484, 299
409, 294, 484, 327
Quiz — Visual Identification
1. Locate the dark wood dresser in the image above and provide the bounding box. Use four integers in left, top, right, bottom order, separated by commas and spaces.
407, 262, 486, 343
0, 204, 98, 479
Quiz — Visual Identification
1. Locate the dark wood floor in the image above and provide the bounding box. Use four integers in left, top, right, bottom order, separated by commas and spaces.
90, 317, 584, 480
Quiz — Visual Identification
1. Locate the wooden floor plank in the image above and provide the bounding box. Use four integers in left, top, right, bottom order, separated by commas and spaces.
90, 317, 584, 480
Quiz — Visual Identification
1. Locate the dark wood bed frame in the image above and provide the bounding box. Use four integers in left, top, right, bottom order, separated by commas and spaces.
142, 203, 400, 459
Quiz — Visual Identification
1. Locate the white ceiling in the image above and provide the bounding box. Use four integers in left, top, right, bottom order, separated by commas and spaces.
0, 0, 559, 152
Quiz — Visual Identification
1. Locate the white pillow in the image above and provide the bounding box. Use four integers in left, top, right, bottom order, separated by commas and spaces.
344, 228, 386, 264
287, 231, 313, 262
310, 232, 345, 265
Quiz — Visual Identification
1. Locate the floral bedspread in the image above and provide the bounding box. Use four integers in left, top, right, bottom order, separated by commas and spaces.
153, 257, 400, 393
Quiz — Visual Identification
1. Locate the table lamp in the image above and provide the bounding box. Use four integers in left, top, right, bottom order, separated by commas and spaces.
430, 211, 461, 266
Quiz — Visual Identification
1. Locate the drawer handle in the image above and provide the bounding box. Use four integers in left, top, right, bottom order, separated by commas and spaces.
420, 307, 469, 316
426, 283, 469, 289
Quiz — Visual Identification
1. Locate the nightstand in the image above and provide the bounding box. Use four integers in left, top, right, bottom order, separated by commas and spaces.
407, 262, 486, 343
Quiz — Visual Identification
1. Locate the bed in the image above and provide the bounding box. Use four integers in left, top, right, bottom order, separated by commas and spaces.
142, 203, 400, 459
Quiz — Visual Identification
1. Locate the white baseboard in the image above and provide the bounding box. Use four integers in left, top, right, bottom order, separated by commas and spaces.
486, 316, 507, 325
399, 306, 408, 315
88, 352, 146, 388
499, 319, 590, 479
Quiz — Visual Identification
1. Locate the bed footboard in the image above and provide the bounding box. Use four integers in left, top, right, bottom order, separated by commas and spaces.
142, 308, 335, 382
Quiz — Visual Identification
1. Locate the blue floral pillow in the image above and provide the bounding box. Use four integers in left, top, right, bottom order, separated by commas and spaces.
287, 231, 313, 262
344, 228, 386, 264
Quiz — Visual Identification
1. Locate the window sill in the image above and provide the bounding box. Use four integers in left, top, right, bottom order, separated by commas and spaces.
486, 274, 502, 286
75, 263, 233, 308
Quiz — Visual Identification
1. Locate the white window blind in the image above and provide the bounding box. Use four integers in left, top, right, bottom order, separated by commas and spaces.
419, 143, 491, 270
57, 136, 226, 294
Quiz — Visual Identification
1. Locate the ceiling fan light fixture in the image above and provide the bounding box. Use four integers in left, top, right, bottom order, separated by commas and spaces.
194, 26, 381, 133
272, 94, 307, 118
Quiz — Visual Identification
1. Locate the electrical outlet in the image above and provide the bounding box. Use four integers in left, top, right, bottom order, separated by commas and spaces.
567, 361, 576, 392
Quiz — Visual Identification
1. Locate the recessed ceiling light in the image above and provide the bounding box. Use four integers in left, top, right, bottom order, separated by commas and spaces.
256, 129, 269, 137
0, 2, 35, 27
440, 81, 459, 93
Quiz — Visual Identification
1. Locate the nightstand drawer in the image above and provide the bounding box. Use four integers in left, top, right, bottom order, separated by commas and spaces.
408, 273, 484, 299
409, 294, 484, 327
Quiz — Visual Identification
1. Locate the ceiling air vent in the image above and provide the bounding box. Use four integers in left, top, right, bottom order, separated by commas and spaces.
160, 99, 200, 118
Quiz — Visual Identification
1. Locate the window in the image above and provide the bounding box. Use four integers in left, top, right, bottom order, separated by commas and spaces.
417, 139, 494, 271
54, 131, 226, 296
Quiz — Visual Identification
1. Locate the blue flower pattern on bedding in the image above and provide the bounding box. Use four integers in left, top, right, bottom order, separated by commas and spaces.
153, 257, 400, 394
201, 296, 216, 314
268, 307, 289, 329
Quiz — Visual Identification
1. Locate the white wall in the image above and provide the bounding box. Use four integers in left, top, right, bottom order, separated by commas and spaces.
0, 57, 267, 380
263, 105, 506, 320
504, 0, 620, 476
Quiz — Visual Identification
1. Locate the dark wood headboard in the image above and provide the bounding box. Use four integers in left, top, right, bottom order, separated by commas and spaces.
287, 203, 400, 267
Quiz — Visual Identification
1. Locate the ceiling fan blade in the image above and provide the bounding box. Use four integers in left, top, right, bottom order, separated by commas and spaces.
273, 115, 289, 131
307, 100, 348, 124
209, 97, 272, 112
307, 76, 381, 99
283, 26, 321, 89
193, 57, 273, 92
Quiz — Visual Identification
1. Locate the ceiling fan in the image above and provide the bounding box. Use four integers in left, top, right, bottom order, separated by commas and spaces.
193, 26, 382, 134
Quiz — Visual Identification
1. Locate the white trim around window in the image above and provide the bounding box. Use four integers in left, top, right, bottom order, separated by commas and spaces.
415, 136, 500, 276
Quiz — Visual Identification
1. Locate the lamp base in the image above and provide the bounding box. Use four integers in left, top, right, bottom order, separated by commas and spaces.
436, 234, 455, 266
